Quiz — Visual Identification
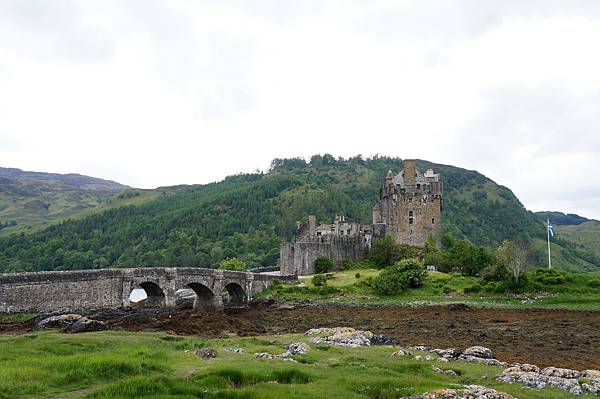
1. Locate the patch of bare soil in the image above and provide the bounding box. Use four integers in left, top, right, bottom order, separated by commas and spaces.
3, 304, 599, 370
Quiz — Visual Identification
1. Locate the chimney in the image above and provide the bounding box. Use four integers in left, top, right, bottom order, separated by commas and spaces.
404, 159, 416, 186
308, 215, 317, 236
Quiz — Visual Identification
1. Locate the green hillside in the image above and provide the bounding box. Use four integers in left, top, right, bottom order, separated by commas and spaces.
0, 156, 598, 273
0, 167, 129, 236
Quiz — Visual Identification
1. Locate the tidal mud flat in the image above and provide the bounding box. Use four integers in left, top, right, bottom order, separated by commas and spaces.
3, 303, 599, 370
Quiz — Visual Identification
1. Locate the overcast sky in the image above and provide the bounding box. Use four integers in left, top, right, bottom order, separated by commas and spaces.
1, 1, 599, 219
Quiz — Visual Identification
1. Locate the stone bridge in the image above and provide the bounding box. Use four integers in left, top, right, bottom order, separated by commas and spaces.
0, 267, 294, 313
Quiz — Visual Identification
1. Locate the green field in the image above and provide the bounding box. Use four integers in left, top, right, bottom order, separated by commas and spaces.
0, 330, 583, 399
260, 269, 600, 311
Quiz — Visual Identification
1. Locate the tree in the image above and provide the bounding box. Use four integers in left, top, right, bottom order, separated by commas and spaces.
495, 240, 531, 286
314, 256, 334, 274
218, 258, 246, 271
370, 236, 401, 268
372, 258, 427, 295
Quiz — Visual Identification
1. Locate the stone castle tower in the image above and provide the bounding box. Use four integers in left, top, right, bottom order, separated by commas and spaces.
372, 159, 443, 246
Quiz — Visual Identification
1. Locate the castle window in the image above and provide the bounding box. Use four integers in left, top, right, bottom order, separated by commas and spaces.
417, 184, 420, 190
409, 211, 414, 217
432, 218, 435, 224
409, 218, 413, 224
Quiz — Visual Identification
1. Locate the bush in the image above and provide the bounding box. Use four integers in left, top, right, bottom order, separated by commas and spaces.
372, 258, 427, 296
370, 236, 401, 268
464, 284, 482, 293
534, 268, 569, 285
314, 257, 335, 274
341, 260, 354, 270
312, 274, 328, 287
355, 273, 361, 279
218, 258, 246, 271
589, 279, 600, 288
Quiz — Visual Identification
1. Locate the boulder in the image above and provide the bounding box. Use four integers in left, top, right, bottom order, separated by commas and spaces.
306, 327, 373, 347
62, 317, 106, 333
431, 348, 461, 359
432, 366, 458, 377
391, 349, 413, 358
540, 366, 580, 379
410, 385, 515, 399
34, 314, 82, 330
462, 346, 494, 359
287, 342, 309, 355
196, 347, 216, 359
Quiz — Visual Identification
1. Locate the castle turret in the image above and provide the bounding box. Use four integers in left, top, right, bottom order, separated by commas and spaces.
403, 159, 416, 187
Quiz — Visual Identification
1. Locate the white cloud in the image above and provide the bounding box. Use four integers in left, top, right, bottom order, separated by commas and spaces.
0, 0, 599, 219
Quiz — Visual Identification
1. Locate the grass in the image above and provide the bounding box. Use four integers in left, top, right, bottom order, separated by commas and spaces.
261, 269, 600, 311
0, 330, 587, 399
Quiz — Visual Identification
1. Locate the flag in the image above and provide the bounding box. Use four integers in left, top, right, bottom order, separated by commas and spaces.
547, 222, 554, 237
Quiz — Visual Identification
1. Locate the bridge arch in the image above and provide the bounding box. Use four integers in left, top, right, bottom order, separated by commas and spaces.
222, 282, 247, 307
187, 282, 218, 310
133, 281, 166, 308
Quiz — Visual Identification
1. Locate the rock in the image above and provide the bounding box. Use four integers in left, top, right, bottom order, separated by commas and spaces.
411, 345, 432, 352
392, 349, 413, 358
254, 352, 297, 362
438, 358, 449, 363
459, 355, 509, 367
277, 304, 295, 310
431, 348, 461, 359
410, 385, 515, 399
62, 317, 106, 333
462, 346, 494, 359
540, 366, 580, 379
371, 334, 401, 346
287, 342, 309, 355
432, 366, 458, 377
225, 347, 245, 353
34, 314, 82, 330
196, 347, 216, 359
581, 369, 600, 379
306, 327, 373, 347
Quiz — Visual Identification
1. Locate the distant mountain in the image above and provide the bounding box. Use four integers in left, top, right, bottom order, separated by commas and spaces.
535, 211, 591, 226
0, 167, 129, 236
1, 155, 598, 273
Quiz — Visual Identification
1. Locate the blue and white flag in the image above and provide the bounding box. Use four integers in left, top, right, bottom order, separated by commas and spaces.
547, 222, 554, 237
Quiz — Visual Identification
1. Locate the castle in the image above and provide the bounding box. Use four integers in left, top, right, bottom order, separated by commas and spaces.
280, 159, 443, 275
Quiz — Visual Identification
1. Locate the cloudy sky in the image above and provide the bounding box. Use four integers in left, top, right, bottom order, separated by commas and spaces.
1, 1, 599, 219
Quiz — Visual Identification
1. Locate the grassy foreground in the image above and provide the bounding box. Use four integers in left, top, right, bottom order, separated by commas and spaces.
257, 269, 600, 311
0, 330, 583, 399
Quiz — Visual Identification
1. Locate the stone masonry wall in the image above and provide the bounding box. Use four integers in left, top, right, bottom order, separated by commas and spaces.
0, 267, 292, 313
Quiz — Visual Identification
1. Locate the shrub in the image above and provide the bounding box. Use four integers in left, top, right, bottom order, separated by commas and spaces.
588, 279, 600, 288
312, 274, 328, 287
464, 284, 482, 293
370, 236, 402, 268
372, 258, 427, 296
314, 257, 335, 274
355, 273, 361, 279
534, 268, 569, 285
218, 258, 246, 271
341, 260, 354, 270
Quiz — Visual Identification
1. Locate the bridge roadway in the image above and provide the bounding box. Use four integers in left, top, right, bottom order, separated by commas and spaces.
0, 267, 294, 313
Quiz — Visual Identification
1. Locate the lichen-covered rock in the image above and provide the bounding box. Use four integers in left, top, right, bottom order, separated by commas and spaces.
540, 367, 580, 379
225, 347, 245, 353
254, 352, 297, 362
392, 349, 413, 358
408, 385, 515, 399
432, 366, 458, 377
287, 342, 309, 355
462, 346, 494, 359
62, 317, 106, 333
459, 355, 509, 367
431, 348, 461, 359
196, 347, 216, 359
496, 364, 600, 396
306, 327, 373, 347
34, 314, 82, 330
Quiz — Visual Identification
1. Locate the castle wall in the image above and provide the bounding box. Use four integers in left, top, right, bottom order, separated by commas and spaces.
280, 236, 368, 275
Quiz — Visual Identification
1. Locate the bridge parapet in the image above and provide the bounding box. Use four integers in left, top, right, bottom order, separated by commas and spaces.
0, 267, 295, 313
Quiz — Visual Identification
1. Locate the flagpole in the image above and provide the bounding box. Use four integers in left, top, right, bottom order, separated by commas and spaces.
547, 218, 552, 269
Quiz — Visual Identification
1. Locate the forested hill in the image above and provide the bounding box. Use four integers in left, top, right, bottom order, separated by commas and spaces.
0, 155, 598, 273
